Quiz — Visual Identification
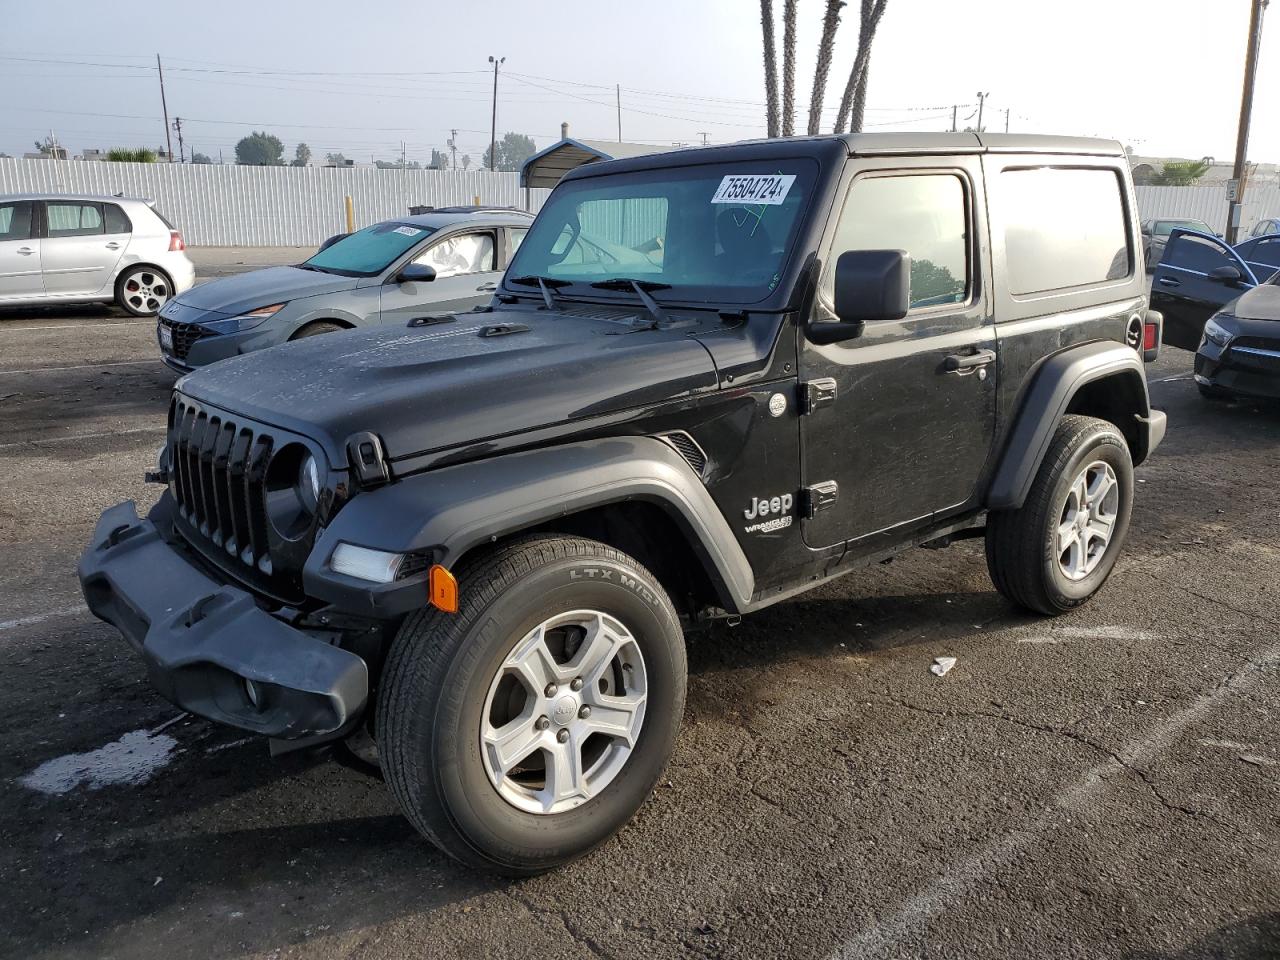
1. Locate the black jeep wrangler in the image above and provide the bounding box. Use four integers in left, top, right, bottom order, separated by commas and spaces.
80, 133, 1165, 874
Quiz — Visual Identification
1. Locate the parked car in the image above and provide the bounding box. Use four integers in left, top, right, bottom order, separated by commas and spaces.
155, 207, 533, 372
1141, 218, 1216, 271
81, 133, 1165, 874
0, 193, 194, 315
1152, 228, 1280, 400
1249, 217, 1280, 238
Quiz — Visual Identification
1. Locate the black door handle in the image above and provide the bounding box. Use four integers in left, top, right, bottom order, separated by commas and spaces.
943, 349, 996, 373
1156, 277, 1180, 287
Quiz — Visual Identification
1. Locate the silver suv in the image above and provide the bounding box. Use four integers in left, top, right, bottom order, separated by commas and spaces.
0, 193, 196, 316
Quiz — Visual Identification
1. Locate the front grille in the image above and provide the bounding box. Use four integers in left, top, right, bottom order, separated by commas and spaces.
160, 318, 215, 360
1229, 337, 1280, 374
168, 396, 302, 602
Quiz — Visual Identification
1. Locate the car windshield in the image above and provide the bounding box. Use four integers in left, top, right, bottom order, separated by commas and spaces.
304, 221, 436, 276
1154, 219, 1211, 236
505, 159, 818, 304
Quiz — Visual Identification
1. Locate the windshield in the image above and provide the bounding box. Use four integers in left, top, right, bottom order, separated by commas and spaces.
1154, 219, 1211, 236
506, 159, 818, 304
304, 221, 436, 276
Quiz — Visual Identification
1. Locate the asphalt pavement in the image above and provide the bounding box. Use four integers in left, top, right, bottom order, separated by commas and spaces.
0, 262, 1276, 960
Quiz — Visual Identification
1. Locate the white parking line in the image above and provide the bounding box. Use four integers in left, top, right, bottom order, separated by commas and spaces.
0, 605, 90, 633
0, 321, 155, 332
0, 426, 162, 450
828, 641, 1280, 959
0, 359, 161, 375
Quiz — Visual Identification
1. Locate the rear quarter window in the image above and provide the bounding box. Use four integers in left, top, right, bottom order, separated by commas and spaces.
104, 203, 132, 234
1001, 167, 1132, 295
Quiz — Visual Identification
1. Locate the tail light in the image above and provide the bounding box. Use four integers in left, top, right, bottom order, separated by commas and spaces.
1142, 311, 1163, 363
168, 230, 185, 252
1143, 322, 1158, 351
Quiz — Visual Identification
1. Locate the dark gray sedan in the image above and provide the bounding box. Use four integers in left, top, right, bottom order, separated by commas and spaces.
156, 206, 533, 371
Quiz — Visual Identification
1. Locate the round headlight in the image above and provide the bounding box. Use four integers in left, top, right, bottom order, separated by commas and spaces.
299, 454, 321, 514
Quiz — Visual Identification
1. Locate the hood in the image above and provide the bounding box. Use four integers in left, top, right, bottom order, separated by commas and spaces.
178, 303, 723, 467
174, 266, 358, 317
1232, 282, 1280, 321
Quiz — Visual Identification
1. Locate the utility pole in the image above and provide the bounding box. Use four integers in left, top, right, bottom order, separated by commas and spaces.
488, 55, 505, 172
616, 84, 622, 142
1004, 108, 1010, 133
950, 105, 958, 132
975, 91, 990, 133
171, 116, 184, 162
157, 54, 173, 162
449, 129, 458, 169
401, 140, 406, 168
697, 132, 710, 146
1226, 0, 1269, 244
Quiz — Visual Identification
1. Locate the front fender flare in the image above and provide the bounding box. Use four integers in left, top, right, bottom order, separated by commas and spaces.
986, 341, 1160, 510
305, 436, 755, 616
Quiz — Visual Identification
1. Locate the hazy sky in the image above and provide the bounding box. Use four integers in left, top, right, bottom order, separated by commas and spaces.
3, 0, 1276, 164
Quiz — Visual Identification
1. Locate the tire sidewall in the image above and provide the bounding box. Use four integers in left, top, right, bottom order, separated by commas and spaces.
1040, 426, 1133, 606
116, 265, 172, 317
425, 552, 684, 870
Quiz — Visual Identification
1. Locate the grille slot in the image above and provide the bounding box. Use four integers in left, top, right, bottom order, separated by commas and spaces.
169, 397, 283, 594
660, 431, 708, 477
160, 318, 215, 360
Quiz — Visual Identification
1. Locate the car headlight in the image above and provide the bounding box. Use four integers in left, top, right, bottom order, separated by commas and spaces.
298, 454, 321, 514
204, 303, 288, 334
1203, 314, 1235, 348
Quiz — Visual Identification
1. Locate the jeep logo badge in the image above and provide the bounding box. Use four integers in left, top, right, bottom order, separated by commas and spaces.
552, 696, 577, 726
744, 493, 793, 519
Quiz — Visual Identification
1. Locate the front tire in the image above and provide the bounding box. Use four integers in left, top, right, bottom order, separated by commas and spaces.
985, 415, 1134, 615
377, 535, 686, 875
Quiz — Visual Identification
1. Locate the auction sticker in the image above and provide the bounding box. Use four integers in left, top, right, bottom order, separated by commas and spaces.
393, 225, 423, 236
711, 174, 795, 205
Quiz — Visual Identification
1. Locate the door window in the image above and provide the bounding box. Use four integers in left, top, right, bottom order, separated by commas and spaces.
103, 203, 132, 234
46, 202, 105, 238
1000, 168, 1131, 294
414, 232, 495, 278
509, 227, 528, 257
1162, 232, 1248, 275
824, 173, 969, 309
0, 201, 34, 241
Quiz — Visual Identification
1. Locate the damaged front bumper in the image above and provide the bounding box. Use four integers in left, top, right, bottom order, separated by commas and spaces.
78, 500, 368, 740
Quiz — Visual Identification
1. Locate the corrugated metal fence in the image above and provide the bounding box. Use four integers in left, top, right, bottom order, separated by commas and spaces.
0, 158, 550, 246
1135, 184, 1280, 236
4, 158, 1279, 246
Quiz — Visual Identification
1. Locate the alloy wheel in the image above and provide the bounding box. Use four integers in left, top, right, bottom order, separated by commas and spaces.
1056, 460, 1120, 581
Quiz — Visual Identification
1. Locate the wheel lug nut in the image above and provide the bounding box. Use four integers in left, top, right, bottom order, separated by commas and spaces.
578, 705, 591, 719
557, 729, 570, 743
544, 683, 558, 697
536, 715, 550, 730
570, 677, 583, 692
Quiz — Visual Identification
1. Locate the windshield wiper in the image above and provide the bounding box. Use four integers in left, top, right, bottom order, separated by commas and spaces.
589, 278, 671, 325
296, 263, 331, 274
508, 274, 571, 310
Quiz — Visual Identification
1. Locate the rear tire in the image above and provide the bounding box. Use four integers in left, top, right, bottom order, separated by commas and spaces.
985, 415, 1134, 615
290, 321, 346, 339
115, 265, 173, 317
377, 534, 686, 875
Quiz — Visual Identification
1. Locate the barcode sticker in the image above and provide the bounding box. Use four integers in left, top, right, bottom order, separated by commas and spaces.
393, 225, 423, 236
711, 174, 796, 206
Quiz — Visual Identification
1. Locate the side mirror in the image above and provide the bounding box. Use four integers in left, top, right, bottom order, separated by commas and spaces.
396, 263, 436, 284
809, 249, 911, 345
1208, 264, 1242, 284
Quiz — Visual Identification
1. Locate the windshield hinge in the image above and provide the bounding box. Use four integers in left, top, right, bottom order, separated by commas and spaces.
346, 431, 390, 487
800, 378, 837, 414
800, 481, 839, 519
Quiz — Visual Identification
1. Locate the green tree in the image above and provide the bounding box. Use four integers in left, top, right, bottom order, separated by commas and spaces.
482, 132, 536, 172
107, 147, 158, 163
190, 152, 214, 164
235, 131, 285, 166
292, 142, 312, 167
910, 259, 964, 304
325, 152, 349, 166
1151, 160, 1211, 186
461, 154, 472, 170
429, 148, 448, 170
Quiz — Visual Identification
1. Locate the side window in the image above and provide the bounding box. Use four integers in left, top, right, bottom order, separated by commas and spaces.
1001, 168, 1131, 294
1163, 233, 1241, 274
0, 201, 34, 241
825, 173, 969, 309
414, 232, 495, 278
509, 227, 528, 256
103, 203, 132, 234
46, 202, 105, 238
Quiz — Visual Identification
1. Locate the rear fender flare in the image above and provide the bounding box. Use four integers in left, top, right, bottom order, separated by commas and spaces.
306, 436, 755, 614
986, 341, 1154, 510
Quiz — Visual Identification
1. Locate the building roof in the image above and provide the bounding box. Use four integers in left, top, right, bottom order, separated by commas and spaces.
520, 138, 677, 189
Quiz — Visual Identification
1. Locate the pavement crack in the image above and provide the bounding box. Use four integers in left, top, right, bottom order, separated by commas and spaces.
503, 887, 620, 960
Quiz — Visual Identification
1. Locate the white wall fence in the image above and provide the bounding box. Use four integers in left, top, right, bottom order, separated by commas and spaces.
0, 158, 550, 246
3, 158, 1278, 246
1135, 184, 1280, 236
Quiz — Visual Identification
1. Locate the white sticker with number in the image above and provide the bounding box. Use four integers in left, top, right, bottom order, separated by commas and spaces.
393, 225, 423, 236
711, 174, 796, 206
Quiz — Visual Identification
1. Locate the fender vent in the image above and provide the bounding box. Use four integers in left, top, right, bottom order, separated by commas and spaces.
659, 431, 708, 477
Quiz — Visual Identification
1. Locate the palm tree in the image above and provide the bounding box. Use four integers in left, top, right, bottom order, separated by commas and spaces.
834, 0, 889, 134
780, 0, 797, 136
761, 0, 781, 137
807, 1, 846, 135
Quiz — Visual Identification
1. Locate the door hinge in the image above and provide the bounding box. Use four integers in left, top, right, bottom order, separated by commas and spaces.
800, 378, 837, 414
800, 480, 839, 519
